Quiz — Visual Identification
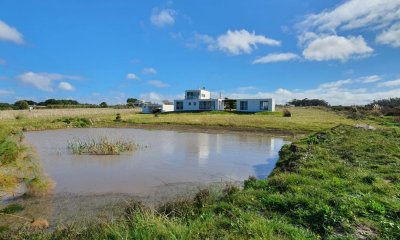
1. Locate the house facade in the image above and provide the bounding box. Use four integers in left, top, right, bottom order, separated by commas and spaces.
174, 89, 224, 111
236, 99, 275, 112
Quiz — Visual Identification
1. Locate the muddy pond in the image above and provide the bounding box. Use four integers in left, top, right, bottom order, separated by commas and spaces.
25, 128, 288, 194
2, 128, 289, 228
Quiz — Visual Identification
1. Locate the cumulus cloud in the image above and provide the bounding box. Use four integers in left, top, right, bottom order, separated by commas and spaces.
377, 79, 400, 87
376, 23, 400, 47
298, 0, 400, 33
213, 30, 280, 55
302, 35, 373, 61
150, 8, 176, 27
17, 72, 82, 92
142, 68, 157, 75
0, 20, 24, 44
360, 75, 382, 83
147, 80, 169, 88
296, 0, 400, 59
317, 75, 382, 90
58, 81, 75, 91
126, 73, 140, 80
253, 52, 300, 64
193, 30, 280, 55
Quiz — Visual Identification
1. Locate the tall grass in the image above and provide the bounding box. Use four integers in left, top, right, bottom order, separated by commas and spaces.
67, 137, 141, 155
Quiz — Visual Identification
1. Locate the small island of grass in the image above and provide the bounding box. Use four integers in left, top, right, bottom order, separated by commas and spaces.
67, 136, 141, 155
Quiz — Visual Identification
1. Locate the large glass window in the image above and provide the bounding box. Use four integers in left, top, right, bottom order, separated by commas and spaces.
186, 91, 199, 99
176, 101, 183, 110
199, 101, 215, 110
240, 101, 248, 110
260, 101, 269, 110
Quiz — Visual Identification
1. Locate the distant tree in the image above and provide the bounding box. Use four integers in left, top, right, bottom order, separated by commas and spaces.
14, 100, 29, 110
368, 98, 400, 108
99, 102, 108, 108
224, 97, 237, 111
39, 99, 80, 106
126, 98, 138, 104
288, 98, 329, 107
0, 103, 14, 110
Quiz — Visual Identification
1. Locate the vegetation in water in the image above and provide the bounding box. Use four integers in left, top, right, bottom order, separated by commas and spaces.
67, 136, 141, 155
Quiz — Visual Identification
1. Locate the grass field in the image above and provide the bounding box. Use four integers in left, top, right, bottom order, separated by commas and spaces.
1, 106, 366, 133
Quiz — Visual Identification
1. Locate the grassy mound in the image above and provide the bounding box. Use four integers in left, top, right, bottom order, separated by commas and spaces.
67, 137, 140, 155
0, 129, 53, 197
3, 125, 399, 239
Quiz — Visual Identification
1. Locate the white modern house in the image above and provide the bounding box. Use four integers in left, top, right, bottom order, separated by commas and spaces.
174, 89, 224, 111
236, 99, 275, 112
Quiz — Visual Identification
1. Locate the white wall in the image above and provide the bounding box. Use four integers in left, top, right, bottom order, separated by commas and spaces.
236, 99, 275, 112
174, 99, 223, 111
162, 104, 174, 112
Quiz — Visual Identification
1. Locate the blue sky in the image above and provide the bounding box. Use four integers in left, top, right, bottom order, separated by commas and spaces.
0, 0, 400, 105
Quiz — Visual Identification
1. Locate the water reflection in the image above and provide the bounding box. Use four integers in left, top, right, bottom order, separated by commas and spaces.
24, 128, 288, 194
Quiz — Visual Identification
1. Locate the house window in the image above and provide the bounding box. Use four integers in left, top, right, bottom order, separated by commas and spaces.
240, 101, 248, 111
260, 101, 269, 111
194, 102, 197, 106
201, 94, 205, 98
189, 102, 192, 106
176, 101, 183, 110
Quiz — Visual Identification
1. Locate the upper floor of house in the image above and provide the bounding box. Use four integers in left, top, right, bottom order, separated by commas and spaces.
185, 89, 211, 100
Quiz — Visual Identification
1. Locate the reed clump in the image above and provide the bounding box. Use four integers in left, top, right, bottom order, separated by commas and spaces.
67, 137, 141, 155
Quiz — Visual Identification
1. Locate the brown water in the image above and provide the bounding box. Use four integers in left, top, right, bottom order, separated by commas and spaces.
25, 128, 287, 195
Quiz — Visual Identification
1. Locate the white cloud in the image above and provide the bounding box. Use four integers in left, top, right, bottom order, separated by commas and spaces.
360, 75, 382, 83
253, 52, 300, 64
147, 80, 169, 88
189, 30, 281, 55
17, 72, 82, 92
318, 75, 382, 89
126, 73, 140, 80
212, 30, 280, 55
299, 0, 400, 33
302, 35, 373, 61
58, 81, 75, 91
319, 79, 354, 89
297, 0, 400, 60
142, 68, 157, 75
376, 23, 400, 47
0, 89, 14, 95
0, 20, 24, 44
377, 79, 400, 87
0, 58, 6, 64
150, 8, 176, 27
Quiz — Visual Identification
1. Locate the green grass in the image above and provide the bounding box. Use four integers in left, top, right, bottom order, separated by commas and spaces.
0, 128, 53, 196
1, 107, 367, 134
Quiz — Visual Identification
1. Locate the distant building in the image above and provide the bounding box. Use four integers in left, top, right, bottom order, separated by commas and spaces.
142, 103, 174, 114
174, 89, 224, 111
236, 99, 275, 112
